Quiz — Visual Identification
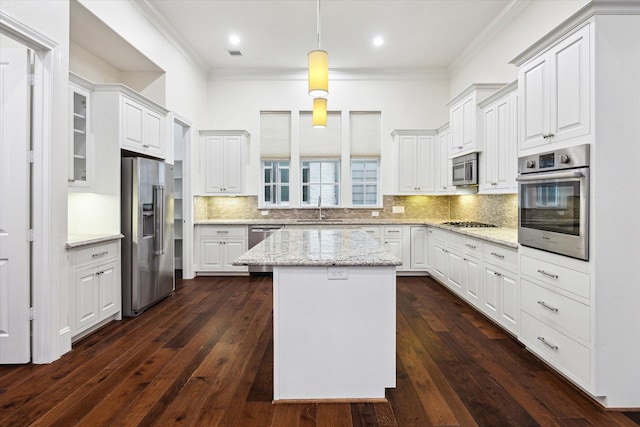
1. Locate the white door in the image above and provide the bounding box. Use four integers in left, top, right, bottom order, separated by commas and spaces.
0, 45, 31, 363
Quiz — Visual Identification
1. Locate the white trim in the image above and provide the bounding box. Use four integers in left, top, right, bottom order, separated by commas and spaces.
208, 67, 449, 82
1, 10, 60, 363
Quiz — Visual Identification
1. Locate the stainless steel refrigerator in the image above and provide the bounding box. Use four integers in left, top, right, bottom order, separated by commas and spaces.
121, 157, 174, 317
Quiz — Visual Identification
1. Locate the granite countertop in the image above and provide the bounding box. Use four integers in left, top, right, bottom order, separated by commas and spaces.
195, 219, 518, 248
233, 228, 403, 267
66, 233, 124, 249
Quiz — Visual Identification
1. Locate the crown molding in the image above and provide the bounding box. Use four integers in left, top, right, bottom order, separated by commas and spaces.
448, 0, 530, 76
129, 0, 209, 74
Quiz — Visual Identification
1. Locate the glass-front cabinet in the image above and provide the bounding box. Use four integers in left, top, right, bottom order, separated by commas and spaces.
69, 74, 93, 188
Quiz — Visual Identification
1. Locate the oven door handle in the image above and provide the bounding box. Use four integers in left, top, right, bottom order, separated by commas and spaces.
516, 170, 584, 182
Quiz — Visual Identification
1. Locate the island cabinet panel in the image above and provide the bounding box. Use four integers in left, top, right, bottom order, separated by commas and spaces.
273, 265, 396, 401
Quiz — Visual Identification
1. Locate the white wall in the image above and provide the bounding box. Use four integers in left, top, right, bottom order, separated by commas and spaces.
449, 0, 589, 97
206, 75, 450, 195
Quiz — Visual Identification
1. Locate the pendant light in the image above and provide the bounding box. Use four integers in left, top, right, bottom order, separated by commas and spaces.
308, 0, 328, 97
312, 97, 327, 128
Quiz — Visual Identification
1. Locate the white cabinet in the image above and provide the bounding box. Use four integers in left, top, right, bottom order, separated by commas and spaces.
196, 225, 248, 273
392, 130, 436, 194
200, 131, 249, 194
483, 262, 519, 336
382, 226, 405, 271
410, 226, 428, 270
517, 24, 590, 153
435, 124, 454, 194
479, 82, 518, 194
93, 84, 169, 160
69, 76, 92, 189
363, 225, 428, 274
447, 84, 505, 157
428, 228, 464, 296
69, 240, 121, 341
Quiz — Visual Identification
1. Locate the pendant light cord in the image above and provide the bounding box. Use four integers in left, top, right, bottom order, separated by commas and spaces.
316, 0, 321, 50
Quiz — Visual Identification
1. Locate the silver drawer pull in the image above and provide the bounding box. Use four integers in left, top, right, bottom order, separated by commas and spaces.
91, 251, 108, 258
537, 336, 559, 350
537, 301, 559, 312
388, 230, 400, 233
466, 244, 476, 249
491, 252, 505, 259
216, 231, 229, 234
537, 269, 559, 279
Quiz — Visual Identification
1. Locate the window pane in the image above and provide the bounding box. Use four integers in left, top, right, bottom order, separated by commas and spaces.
279, 167, 289, 183
264, 168, 273, 184
281, 185, 289, 203
302, 167, 309, 183
264, 185, 272, 203
302, 185, 309, 203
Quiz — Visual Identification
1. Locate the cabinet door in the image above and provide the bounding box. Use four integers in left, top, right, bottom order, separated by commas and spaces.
144, 109, 163, 154
98, 261, 119, 318
410, 227, 428, 270
519, 55, 549, 151
446, 248, 463, 294
437, 130, 453, 193
416, 136, 435, 192
450, 104, 464, 155
463, 256, 482, 306
499, 271, 519, 334
461, 95, 476, 151
75, 267, 99, 330
69, 85, 91, 188
203, 136, 225, 193
224, 239, 249, 272
384, 238, 404, 271
549, 25, 590, 144
199, 239, 224, 270
222, 136, 243, 193
122, 98, 145, 150
431, 240, 447, 281
398, 135, 418, 192
483, 96, 513, 191
483, 265, 500, 320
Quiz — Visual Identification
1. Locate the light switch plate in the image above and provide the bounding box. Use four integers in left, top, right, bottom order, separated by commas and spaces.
392, 206, 405, 214
261, 210, 269, 216
371, 211, 379, 217
327, 267, 348, 280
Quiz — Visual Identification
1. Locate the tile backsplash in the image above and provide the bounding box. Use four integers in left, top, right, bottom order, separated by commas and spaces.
194, 193, 517, 228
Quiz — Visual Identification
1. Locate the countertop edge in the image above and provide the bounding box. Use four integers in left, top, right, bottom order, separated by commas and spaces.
66, 234, 124, 249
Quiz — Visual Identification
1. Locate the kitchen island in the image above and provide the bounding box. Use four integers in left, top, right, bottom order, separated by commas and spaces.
234, 228, 401, 402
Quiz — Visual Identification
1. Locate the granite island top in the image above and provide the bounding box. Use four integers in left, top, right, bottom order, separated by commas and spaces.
233, 228, 403, 267
195, 219, 518, 248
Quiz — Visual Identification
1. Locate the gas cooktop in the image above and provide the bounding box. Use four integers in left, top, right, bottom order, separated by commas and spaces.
442, 221, 497, 228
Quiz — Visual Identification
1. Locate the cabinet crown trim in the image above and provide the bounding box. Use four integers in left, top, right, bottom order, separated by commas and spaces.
446, 83, 506, 107
92, 83, 169, 114
477, 80, 518, 108
510, 1, 640, 66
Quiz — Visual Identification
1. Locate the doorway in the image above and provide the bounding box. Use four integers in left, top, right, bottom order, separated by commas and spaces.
172, 114, 193, 280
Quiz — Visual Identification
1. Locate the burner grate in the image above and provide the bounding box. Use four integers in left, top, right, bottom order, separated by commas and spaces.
442, 221, 497, 228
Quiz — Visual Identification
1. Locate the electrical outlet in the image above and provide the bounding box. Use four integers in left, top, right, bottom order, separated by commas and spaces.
261, 210, 269, 216
371, 211, 379, 217
392, 206, 405, 214
327, 267, 348, 280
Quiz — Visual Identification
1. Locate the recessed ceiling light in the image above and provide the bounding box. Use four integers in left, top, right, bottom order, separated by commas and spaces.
229, 34, 240, 45
373, 36, 384, 47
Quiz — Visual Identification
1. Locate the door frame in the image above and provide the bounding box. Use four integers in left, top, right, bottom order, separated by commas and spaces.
1, 11, 60, 363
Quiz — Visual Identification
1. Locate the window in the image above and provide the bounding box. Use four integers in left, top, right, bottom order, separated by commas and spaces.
263, 161, 290, 206
351, 160, 378, 206
301, 160, 340, 206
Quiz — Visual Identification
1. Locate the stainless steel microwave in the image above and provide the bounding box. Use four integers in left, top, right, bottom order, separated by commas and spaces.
452, 152, 478, 186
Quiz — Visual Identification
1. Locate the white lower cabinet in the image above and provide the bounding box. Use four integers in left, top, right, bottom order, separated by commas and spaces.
69, 240, 122, 341
196, 225, 248, 273
409, 226, 429, 270
483, 262, 519, 335
462, 255, 483, 306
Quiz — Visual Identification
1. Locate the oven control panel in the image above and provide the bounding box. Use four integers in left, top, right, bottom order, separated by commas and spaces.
518, 144, 590, 174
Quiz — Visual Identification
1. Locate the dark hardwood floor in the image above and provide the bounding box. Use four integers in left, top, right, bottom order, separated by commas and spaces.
1, 275, 638, 426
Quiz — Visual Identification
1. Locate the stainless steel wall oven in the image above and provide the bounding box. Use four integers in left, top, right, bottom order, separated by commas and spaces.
516, 144, 590, 260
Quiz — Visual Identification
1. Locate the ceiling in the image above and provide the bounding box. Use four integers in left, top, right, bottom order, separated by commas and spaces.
136, 0, 521, 75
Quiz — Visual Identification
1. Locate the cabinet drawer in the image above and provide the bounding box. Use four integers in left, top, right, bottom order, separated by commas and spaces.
383, 226, 403, 238
520, 311, 591, 386
483, 242, 517, 271
360, 226, 381, 238
198, 225, 247, 238
520, 255, 590, 299
521, 279, 590, 343
463, 237, 483, 256
72, 241, 119, 266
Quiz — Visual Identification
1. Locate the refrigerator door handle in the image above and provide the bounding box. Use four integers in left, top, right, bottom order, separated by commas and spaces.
153, 184, 165, 255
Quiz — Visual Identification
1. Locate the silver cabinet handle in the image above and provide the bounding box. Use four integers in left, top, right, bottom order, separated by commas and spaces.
491, 252, 505, 259
217, 230, 229, 234
143, 144, 150, 148
537, 301, 559, 312
537, 336, 559, 350
466, 244, 476, 249
537, 269, 559, 279
92, 251, 108, 258
493, 271, 502, 277
153, 184, 165, 255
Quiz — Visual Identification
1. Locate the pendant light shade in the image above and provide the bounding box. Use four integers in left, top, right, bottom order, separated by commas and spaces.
308, 50, 328, 97
312, 97, 327, 128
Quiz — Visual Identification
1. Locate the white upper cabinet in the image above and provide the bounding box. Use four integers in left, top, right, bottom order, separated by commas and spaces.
518, 24, 590, 153
447, 84, 505, 157
68, 77, 92, 189
435, 124, 454, 194
93, 84, 169, 160
479, 82, 518, 194
393, 130, 436, 194
200, 130, 249, 195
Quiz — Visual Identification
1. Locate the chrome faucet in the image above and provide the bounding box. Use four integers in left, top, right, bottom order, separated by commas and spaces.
318, 194, 325, 220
